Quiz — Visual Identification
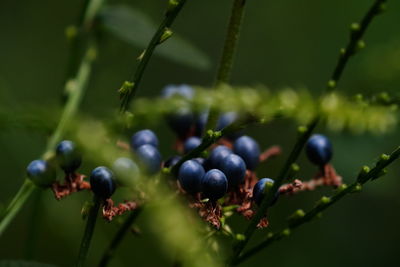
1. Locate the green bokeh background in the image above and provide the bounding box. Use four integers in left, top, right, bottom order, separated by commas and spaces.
1, 0, 400, 266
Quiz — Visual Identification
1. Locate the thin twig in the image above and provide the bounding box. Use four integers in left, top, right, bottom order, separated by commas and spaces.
119, 0, 188, 112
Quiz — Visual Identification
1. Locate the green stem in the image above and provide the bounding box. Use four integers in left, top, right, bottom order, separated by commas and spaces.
0, 180, 37, 236
99, 208, 142, 267
77, 197, 101, 267
119, 0, 188, 112
234, 146, 400, 265
328, 0, 386, 91
206, 0, 247, 132
229, 0, 387, 263
0, 0, 103, 238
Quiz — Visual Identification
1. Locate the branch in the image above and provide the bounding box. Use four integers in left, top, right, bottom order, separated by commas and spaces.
234, 146, 400, 265
119, 0, 188, 112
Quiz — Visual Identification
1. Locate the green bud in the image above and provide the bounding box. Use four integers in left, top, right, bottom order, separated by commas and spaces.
350, 22, 360, 32
118, 81, 134, 96
356, 40, 366, 51
236, 234, 246, 241
319, 196, 331, 205
282, 228, 291, 236
327, 80, 337, 90
351, 183, 363, 193
65, 25, 78, 41
159, 28, 173, 44
297, 126, 307, 134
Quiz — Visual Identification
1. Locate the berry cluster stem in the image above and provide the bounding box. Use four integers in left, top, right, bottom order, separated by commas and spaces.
119, 0, 188, 112
233, 145, 400, 265
229, 0, 389, 263
0, 0, 104, 237
99, 207, 142, 267
206, 0, 247, 132
77, 197, 101, 267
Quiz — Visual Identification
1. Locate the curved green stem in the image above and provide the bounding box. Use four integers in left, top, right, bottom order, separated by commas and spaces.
233, 146, 400, 265
119, 0, 188, 112
0, 180, 37, 236
99, 208, 142, 267
77, 197, 101, 267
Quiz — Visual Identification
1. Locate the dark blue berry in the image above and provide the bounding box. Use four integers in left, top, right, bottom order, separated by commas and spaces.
216, 112, 243, 140
161, 84, 194, 99
209, 145, 232, 169
178, 160, 205, 194
135, 144, 162, 175
166, 108, 194, 138
192, 157, 206, 166
233, 136, 260, 170
194, 112, 208, 137
112, 157, 139, 187
90, 166, 116, 199
184, 137, 201, 154
306, 134, 333, 166
131, 129, 159, 150
164, 155, 182, 168
27, 159, 56, 187
56, 140, 82, 173
202, 169, 228, 201
220, 154, 246, 187
253, 178, 278, 206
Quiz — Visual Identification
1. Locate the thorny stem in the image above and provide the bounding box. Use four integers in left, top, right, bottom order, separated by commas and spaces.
205, 0, 247, 133
76, 197, 101, 267
99, 208, 143, 267
119, 0, 188, 112
229, 0, 388, 263
0, 0, 103, 238
233, 146, 400, 265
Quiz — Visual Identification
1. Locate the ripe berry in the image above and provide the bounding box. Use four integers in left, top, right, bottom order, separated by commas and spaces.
166, 108, 194, 138
220, 154, 246, 187
161, 84, 194, 99
27, 160, 56, 187
184, 136, 201, 153
233, 136, 260, 170
192, 157, 206, 166
202, 169, 228, 201
209, 145, 232, 169
131, 129, 159, 150
253, 178, 278, 206
90, 166, 116, 199
112, 157, 139, 187
216, 112, 243, 140
134, 144, 162, 175
178, 160, 205, 194
306, 134, 333, 166
55, 140, 82, 173
164, 155, 182, 168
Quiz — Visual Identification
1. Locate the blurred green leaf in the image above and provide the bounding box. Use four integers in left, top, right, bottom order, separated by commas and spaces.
99, 5, 211, 70
0, 261, 57, 267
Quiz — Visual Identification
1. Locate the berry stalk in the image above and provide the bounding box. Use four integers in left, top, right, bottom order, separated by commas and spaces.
234, 146, 400, 265
76, 197, 101, 267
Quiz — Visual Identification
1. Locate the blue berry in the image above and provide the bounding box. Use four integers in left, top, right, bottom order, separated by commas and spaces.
216, 112, 243, 140
202, 169, 228, 201
131, 129, 159, 150
90, 166, 116, 199
178, 160, 205, 194
134, 144, 162, 175
55, 140, 82, 173
233, 136, 260, 170
112, 157, 139, 187
192, 157, 206, 166
184, 137, 201, 154
166, 108, 194, 138
253, 178, 278, 206
27, 159, 56, 187
164, 155, 182, 168
220, 154, 246, 187
209, 145, 232, 169
194, 112, 208, 137
306, 134, 333, 166
161, 84, 194, 99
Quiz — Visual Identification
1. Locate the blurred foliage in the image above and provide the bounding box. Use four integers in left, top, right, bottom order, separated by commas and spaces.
1, 0, 400, 267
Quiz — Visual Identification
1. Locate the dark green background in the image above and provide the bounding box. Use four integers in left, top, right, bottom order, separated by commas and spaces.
1, 0, 400, 266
